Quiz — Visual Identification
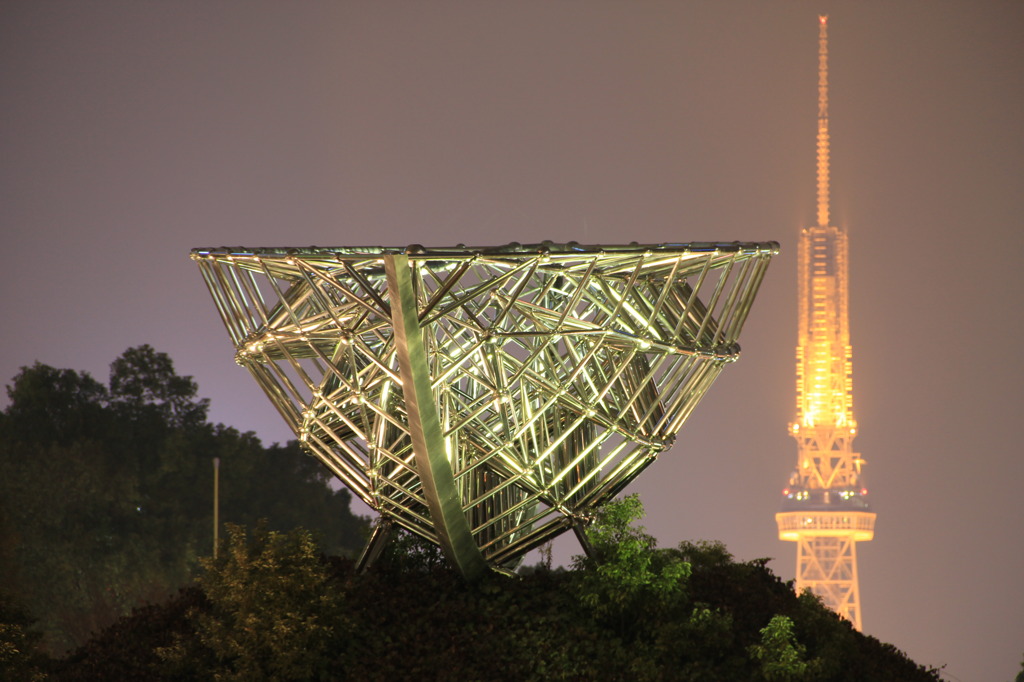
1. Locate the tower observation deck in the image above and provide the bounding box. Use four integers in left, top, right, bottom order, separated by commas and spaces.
775, 15, 876, 631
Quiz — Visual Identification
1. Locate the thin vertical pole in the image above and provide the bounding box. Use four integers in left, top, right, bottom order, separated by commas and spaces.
213, 457, 220, 559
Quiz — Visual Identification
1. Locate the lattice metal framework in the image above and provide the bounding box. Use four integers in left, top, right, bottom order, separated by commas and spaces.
192, 241, 777, 577
776, 16, 875, 630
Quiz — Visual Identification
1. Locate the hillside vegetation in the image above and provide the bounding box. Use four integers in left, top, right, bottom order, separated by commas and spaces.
41, 497, 939, 681
0, 349, 942, 680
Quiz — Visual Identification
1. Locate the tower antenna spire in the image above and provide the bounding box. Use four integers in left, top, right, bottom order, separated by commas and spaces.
817, 15, 830, 227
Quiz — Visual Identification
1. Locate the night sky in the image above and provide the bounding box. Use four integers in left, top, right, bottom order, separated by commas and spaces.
2, 2, 1022, 679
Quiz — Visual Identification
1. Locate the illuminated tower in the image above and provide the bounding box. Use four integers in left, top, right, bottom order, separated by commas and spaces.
775, 15, 875, 631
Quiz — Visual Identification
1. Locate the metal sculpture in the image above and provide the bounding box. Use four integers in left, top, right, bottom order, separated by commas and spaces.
192, 241, 777, 577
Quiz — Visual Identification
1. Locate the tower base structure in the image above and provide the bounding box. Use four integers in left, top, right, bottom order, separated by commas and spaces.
777, 509, 875, 630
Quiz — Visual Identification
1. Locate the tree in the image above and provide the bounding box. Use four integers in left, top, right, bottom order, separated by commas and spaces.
109, 344, 209, 430
0, 438, 166, 649
167, 524, 348, 681
0, 347, 368, 653
571, 493, 690, 622
213, 434, 367, 558
568, 494, 693, 681
0, 364, 145, 650
748, 614, 818, 681
0, 363, 108, 446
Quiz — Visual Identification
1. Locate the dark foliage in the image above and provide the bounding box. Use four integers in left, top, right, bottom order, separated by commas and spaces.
48, 588, 208, 682
0, 347, 369, 654
52, 508, 940, 682
0, 591, 48, 682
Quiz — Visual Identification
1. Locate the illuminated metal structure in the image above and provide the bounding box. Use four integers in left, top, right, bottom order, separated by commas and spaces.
193, 241, 777, 578
776, 16, 875, 630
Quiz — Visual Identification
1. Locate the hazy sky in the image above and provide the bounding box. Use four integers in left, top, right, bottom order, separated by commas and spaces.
2, 2, 1022, 679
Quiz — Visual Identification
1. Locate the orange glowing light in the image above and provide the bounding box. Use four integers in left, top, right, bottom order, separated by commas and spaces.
777, 16, 875, 634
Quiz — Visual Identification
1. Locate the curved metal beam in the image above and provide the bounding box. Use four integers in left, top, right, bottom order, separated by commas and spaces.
384, 254, 488, 580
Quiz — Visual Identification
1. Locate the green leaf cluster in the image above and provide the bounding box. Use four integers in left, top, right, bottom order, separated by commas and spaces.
748, 614, 819, 681
571, 493, 691, 638
160, 524, 348, 681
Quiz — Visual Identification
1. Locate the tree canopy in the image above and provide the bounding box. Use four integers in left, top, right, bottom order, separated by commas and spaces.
0, 346, 368, 653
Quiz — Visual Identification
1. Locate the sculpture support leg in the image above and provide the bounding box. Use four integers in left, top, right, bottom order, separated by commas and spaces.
572, 522, 596, 560
384, 254, 489, 580
355, 518, 394, 573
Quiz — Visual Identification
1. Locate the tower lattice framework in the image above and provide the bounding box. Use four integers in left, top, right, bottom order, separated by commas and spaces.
775, 15, 875, 631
